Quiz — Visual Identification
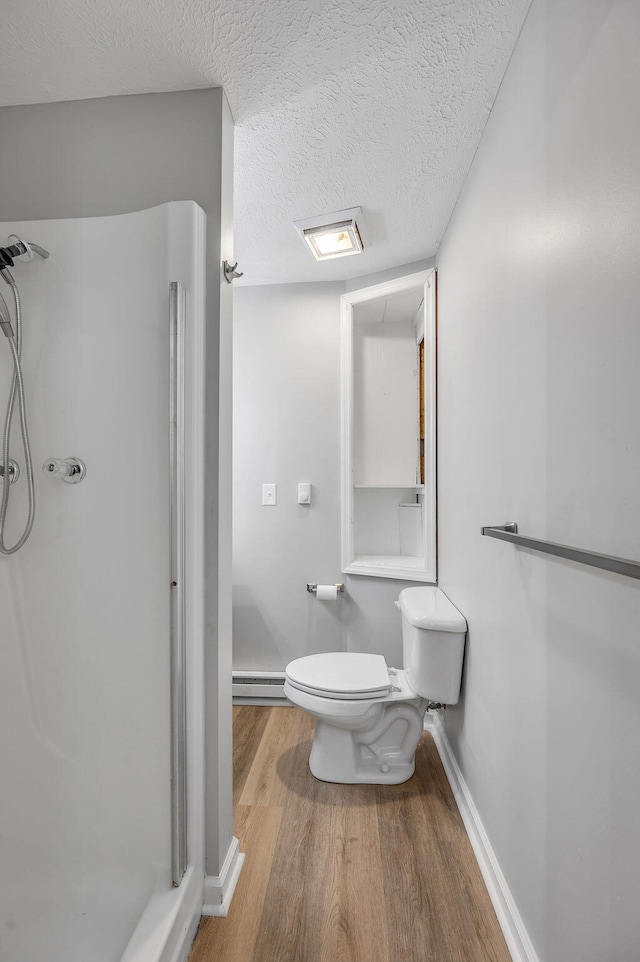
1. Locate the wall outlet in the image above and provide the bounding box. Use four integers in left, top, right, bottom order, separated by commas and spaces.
262, 483, 277, 505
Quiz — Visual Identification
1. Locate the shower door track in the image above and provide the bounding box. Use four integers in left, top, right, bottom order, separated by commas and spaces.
169, 280, 187, 887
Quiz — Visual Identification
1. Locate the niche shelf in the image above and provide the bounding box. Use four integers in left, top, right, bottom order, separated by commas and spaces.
354, 483, 425, 489
340, 270, 436, 582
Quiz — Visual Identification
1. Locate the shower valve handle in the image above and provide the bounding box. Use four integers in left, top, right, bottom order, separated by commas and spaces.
42, 457, 86, 484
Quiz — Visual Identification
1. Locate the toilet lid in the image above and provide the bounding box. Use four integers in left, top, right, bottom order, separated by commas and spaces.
285, 652, 391, 700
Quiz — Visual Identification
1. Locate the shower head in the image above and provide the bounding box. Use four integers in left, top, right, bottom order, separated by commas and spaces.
24, 241, 50, 259
0, 235, 50, 269
8, 235, 50, 259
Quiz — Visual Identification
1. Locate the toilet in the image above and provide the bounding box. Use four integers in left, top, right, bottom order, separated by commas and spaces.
284, 586, 467, 784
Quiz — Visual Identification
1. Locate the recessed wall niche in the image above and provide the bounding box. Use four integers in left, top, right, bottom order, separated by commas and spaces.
340, 270, 436, 581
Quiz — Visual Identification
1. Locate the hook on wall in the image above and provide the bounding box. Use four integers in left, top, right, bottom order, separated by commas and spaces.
223, 260, 244, 283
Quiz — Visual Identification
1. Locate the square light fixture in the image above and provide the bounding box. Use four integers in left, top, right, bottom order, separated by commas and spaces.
293, 207, 366, 261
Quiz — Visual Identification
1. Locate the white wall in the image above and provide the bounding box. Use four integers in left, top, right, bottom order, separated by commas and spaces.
0, 89, 234, 881
436, 2, 640, 960
233, 283, 346, 669
233, 261, 433, 673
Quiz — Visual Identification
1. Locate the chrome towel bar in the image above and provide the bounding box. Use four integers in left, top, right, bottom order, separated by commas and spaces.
481, 523, 640, 581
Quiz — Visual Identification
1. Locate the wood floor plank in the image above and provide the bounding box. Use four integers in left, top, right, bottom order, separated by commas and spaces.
413, 733, 511, 961
189, 803, 283, 962
232, 704, 272, 806
377, 732, 512, 962
239, 705, 314, 808
376, 788, 448, 959
325, 792, 391, 962
251, 728, 340, 962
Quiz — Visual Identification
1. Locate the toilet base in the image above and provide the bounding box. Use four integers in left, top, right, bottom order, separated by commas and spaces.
307, 700, 425, 785
309, 731, 416, 784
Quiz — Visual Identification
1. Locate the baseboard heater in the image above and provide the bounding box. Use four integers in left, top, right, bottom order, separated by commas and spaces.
232, 671, 287, 700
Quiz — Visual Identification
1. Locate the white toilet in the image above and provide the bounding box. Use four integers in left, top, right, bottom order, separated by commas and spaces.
284, 586, 467, 784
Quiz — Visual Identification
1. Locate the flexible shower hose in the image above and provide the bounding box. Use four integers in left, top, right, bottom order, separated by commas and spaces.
0, 267, 35, 554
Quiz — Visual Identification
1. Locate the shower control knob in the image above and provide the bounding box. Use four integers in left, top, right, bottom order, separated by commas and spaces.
42, 457, 86, 484
0, 459, 20, 484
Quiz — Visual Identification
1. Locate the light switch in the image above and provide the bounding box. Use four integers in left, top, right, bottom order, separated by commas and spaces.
298, 482, 311, 505
262, 483, 277, 506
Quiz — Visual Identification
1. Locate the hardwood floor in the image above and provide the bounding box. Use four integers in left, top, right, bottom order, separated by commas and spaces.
189, 706, 511, 962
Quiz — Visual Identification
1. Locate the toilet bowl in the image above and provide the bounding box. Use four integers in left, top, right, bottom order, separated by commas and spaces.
284, 586, 466, 785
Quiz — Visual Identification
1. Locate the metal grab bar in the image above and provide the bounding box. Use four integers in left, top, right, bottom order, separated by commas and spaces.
481, 523, 640, 581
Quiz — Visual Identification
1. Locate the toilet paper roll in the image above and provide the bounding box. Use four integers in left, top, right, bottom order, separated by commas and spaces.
316, 584, 338, 601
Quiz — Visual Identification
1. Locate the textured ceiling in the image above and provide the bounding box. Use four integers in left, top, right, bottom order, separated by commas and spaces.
1, 0, 531, 285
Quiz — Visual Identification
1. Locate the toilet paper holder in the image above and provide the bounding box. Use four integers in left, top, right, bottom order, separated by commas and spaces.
307, 583, 344, 594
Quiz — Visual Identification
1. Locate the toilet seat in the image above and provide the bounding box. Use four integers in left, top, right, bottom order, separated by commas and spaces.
285, 652, 391, 700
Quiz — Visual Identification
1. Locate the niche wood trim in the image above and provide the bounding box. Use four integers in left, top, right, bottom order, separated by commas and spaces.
340, 269, 436, 582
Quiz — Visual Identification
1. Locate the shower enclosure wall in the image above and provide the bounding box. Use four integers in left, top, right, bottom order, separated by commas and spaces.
0, 202, 206, 962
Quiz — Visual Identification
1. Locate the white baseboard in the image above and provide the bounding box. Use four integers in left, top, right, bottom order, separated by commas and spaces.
202, 836, 245, 917
425, 712, 540, 962
232, 671, 287, 700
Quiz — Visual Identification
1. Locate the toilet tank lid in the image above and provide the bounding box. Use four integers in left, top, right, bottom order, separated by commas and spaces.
398, 587, 467, 633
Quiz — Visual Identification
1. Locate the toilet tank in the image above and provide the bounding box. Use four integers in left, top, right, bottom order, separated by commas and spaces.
398, 586, 467, 704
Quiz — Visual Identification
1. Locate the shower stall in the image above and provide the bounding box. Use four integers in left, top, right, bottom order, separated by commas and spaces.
0, 202, 206, 962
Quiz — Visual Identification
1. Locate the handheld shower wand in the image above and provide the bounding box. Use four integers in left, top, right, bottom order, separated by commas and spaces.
0, 235, 48, 554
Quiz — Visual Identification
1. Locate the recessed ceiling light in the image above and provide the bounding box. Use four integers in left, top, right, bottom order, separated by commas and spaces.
294, 207, 366, 261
